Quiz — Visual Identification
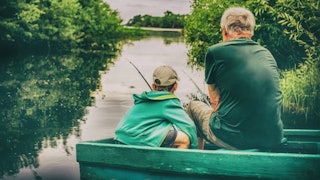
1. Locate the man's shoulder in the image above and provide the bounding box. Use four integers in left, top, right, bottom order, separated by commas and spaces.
208, 38, 259, 50
207, 41, 227, 50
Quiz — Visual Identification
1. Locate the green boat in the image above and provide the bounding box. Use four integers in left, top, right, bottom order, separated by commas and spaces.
76, 129, 320, 179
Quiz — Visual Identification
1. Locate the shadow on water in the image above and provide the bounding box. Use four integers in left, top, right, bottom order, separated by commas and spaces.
0, 52, 117, 178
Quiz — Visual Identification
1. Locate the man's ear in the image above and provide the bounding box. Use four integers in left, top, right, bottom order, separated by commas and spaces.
223, 27, 228, 35
171, 83, 178, 93
222, 27, 228, 41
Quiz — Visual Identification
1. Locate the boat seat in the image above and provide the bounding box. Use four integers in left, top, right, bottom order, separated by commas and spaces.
204, 137, 288, 152
214, 148, 260, 152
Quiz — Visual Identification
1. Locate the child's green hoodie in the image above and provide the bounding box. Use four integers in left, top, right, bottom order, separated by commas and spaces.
115, 90, 198, 149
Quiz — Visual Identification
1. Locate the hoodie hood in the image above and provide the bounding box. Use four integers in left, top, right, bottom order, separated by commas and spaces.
133, 91, 178, 104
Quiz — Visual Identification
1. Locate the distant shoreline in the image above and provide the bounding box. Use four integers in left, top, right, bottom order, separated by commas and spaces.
123, 26, 183, 32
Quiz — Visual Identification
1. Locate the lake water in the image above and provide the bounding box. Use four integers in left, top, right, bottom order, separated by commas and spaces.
0, 31, 206, 180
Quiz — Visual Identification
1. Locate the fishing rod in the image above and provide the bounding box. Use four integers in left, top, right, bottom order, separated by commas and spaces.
182, 70, 211, 106
127, 60, 152, 90
128, 60, 210, 105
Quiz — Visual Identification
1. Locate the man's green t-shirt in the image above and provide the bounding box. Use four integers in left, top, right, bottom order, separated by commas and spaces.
205, 38, 283, 149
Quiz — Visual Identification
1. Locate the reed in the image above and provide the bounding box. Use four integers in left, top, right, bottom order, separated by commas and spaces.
280, 58, 320, 128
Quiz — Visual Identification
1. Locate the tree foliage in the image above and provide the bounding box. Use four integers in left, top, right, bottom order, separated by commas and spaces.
126, 11, 186, 28
77, 0, 124, 53
0, 0, 125, 55
275, 0, 320, 128
184, 0, 246, 68
184, 0, 320, 127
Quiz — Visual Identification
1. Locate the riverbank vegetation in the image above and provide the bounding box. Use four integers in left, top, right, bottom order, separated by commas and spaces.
0, 0, 129, 56
126, 11, 186, 28
184, 0, 319, 128
0, 0, 182, 56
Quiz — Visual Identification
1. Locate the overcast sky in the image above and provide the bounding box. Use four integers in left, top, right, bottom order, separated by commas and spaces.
104, 0, 192, 24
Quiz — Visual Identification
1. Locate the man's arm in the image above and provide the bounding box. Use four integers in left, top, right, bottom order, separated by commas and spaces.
207, 84, 220, 112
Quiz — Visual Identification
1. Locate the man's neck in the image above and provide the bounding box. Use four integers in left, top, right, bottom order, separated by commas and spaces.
223, 33, 252, 42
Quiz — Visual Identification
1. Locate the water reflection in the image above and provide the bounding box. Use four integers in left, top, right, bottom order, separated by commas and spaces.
0, 31, 204, 179
0, 53, 116, 178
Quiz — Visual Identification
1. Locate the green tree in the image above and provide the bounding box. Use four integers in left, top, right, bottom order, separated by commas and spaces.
77, 0, 124, 53
247, 0, 307, 69
127, 15, 143, 27
0, 0, 37, 50
184, 0, 244, 67
0, 0, 124, 54
126, 11, 186, 29
274, 0, 320, 128
36, 0, 82, 50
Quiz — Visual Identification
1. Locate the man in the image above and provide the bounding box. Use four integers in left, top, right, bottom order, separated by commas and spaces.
115, 65, 198, 149
186, 7, 283, 150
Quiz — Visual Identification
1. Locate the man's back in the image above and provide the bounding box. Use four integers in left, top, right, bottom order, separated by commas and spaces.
205, 38, 283, 149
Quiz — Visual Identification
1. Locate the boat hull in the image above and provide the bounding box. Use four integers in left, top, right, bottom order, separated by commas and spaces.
76, 129, 320, 179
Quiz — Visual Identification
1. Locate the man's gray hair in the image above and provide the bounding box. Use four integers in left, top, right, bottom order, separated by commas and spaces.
220, 7, 255, 36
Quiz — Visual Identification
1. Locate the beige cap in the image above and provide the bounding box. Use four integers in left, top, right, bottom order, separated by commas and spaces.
153, 65, 180, 86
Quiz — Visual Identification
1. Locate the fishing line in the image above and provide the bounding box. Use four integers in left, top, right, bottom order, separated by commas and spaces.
182, 70, 210, 106
127, 60, 210, 105
127, 60, 152, 90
